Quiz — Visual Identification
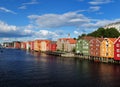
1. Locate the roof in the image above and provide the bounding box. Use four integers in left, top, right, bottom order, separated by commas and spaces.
68, 39, 76, 44
114, 36, 120, 44
82, 36, 94, 41
109, 38, 117, 42
58, 38, 76, 44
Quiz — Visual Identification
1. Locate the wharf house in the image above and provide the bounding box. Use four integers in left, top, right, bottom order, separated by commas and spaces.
75, 36, 94, 56
57, 38, 76, 52
30, 41, 34, 51
40, 40, 51, 52
34, 40, 41, 52
114, 37, 120, 61
100, 38, 116, 62
89, 38, 104, 57
21, 42, 26, 49
13, 41, 21, 49
26, 41, 31, 50
48, 41, 57, 52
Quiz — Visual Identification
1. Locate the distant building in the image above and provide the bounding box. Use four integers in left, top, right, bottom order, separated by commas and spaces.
40, 40, 51, 52
57, 38, 76, 52
13, 41, 21, 49
48, 41, 57, 52
104, 22, 120, 32
3, 42, 14, 48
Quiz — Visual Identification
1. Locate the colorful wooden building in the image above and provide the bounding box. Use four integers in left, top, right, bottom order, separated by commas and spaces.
75, 36, 94, 56
89, 38, 103, 57
30, 41, 34, 51
57, 38, 76, 52
100, 38, 116, 58
14, 41, 21, 49
48, 41, 57, 52
21, 42, 26, 49
114, 37, 120, 60
40, 40, 51, 52
34, 40, 41, 51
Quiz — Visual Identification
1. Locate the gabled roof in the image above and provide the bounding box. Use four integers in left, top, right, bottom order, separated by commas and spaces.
58, 38, 76, 44
114, 36, 120, 44
108, 38, 117, 43
68, 39, 76, 44
82, 36, 94, 41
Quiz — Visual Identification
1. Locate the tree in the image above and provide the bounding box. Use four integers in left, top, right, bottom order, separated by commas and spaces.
87, 27, 120, 38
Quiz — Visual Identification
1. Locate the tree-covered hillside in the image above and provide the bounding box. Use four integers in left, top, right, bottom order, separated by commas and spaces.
87, 27, 120, 38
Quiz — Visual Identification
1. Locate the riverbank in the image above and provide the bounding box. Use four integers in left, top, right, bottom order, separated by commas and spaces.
45, 51, 120, 64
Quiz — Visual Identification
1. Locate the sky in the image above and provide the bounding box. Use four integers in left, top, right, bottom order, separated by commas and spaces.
0, 0, 120, 42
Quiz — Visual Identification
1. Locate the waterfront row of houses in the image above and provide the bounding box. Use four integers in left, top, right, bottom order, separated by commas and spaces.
75, 36, 120, 61
2, 36, 120, 61
3, 38, 77, 52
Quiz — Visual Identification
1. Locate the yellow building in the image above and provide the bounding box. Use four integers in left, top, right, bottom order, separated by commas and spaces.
100, 38, 116, 58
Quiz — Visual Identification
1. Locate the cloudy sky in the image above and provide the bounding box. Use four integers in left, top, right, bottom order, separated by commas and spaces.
0, 0, 120, 42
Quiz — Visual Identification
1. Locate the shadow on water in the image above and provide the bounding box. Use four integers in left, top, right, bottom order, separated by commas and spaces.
0, 49, 120, 87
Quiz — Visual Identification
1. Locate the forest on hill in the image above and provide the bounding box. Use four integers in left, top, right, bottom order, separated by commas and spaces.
78, 27, 120, 39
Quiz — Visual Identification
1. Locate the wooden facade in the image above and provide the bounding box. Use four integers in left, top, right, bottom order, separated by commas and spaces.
114, 37, 120, 60
100, 38, 116, 58
89, 38, 103, 57
75, 39, 89, 56
34, 40, 41, 51
14, 41, 21, 49
48, 41, 57, 52
40, 40, 50, 52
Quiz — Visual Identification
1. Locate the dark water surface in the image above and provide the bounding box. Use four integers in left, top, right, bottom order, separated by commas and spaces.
0, 49, 120, 87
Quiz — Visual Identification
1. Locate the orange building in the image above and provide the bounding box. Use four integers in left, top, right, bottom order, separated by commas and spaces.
100, 38, 116, 58
40, 40, 51, 52
34, 40, 41, 51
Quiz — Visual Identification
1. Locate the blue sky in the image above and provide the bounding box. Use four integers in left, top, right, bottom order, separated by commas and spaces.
0, 0, 120, 42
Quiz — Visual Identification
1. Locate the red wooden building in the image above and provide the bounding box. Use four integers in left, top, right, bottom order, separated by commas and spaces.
30, 41, 34, 51
114, 37, 120, 60
14, 41, 21, 49
89, 38, 104, 57
48, 41, 57, 52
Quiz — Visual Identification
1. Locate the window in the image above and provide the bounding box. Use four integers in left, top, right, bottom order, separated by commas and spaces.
117, 49, 120, 52
117, 54, 120, 57
96, 44, 99, 46
116, 44, 119, 47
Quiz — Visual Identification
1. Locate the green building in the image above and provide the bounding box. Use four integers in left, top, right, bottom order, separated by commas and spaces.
75, 39, 90, 56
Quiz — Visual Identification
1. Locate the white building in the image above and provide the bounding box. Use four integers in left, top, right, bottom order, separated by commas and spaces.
104, 22, 120, 32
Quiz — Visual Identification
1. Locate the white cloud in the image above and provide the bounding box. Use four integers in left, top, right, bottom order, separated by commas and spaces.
89, 6, 100, 12
0, 21, 17, 32
0, 21, 34, 37
28, 11, 90, 28
74, 31, 81, 35
0, 7, 16, 14
89, 0, 113, 5
34, 30, 59, 40
18, 6, 27, 9
23, 0, 39, 5
82, 19, 120, 29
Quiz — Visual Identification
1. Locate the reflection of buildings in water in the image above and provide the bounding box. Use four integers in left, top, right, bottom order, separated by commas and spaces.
33, 51, 41, 57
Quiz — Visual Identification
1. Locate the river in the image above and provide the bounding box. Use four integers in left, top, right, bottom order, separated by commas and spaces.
0, 48, 120, 87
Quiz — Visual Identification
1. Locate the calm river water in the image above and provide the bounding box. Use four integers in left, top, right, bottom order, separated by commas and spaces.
0, 48, 120, 87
